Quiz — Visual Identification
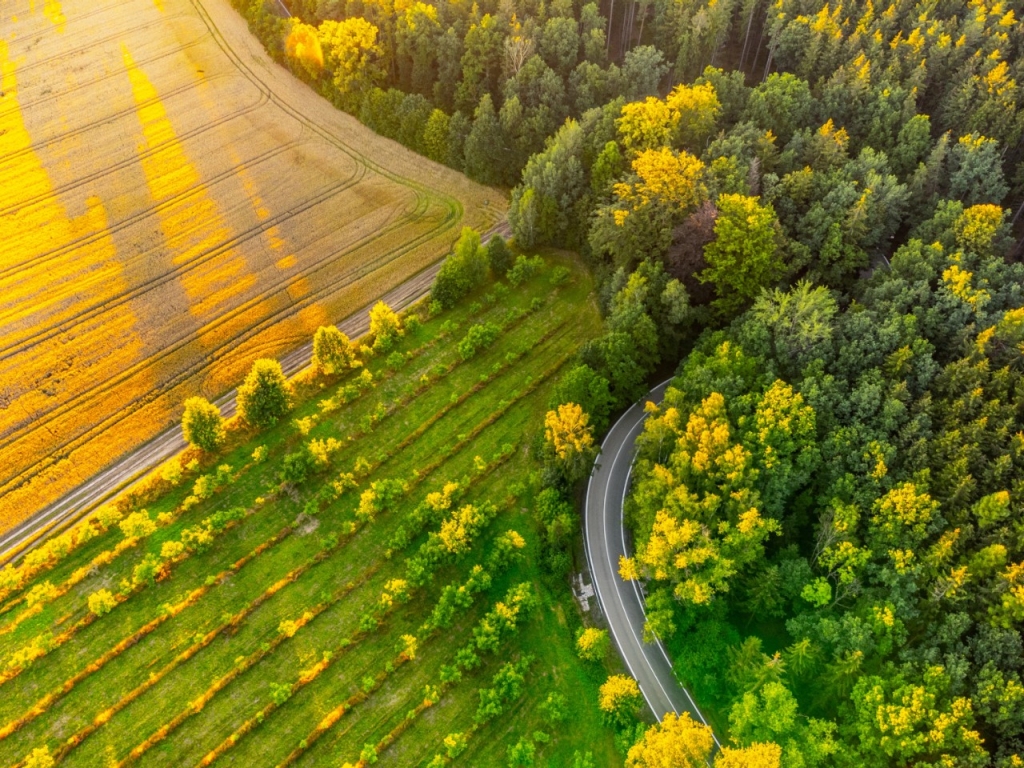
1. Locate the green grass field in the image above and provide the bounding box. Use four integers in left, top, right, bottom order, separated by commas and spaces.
0, 255, 621, 768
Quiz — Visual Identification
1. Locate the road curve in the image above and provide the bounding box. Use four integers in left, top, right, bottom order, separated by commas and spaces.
584, 380, 719, 739
0, 221, 510, 566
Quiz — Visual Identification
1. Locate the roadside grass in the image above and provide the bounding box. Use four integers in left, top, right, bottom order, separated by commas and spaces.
0, 253, 619, 767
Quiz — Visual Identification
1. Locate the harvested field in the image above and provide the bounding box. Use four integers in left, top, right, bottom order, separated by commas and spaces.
0, 0, 503, 532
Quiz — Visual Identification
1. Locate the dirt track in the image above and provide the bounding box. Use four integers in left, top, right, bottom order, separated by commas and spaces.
0, 0, 504, 531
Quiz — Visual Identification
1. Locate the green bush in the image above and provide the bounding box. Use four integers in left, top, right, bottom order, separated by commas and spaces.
458, 322, 501, 360
507, 254, 545, 287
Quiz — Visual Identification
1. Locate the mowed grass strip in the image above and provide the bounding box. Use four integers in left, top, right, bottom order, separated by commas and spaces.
1, 254, 617, 767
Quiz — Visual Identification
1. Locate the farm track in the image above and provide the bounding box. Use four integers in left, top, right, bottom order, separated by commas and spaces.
0, 0, 503, 528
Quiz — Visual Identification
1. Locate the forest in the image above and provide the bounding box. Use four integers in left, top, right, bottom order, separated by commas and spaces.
146, 0, 1024, 763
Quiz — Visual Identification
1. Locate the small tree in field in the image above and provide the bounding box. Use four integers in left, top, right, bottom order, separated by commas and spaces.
182, 396, 225, 452
544, 403, 596, 484
313, 325, 357, 374
88, 589, 117, 616
237, 359, 293, 429
598, 674, 642, 725
576, 627, 610, 661
369, 301, 402, 350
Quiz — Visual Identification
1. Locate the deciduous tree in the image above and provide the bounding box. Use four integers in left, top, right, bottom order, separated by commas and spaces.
237, 359, 293, 429
182, 396, 225, 452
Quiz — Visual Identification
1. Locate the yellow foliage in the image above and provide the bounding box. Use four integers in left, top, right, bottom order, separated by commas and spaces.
160, 540, 185, 560
715, 742, 783, 768
369, 301, 403, 342
437, 504, 486, 554
598, 674, 641, 714
614, 148, 707, 218
318, 17, 384, 99
87, 589, 118, 617
619, 555, 641, 581
942, 260, 990, 310
576, 627, 609, 660
544, 403, 594, 461
286, 21, 324, 77
23, 746, 55, 768
954, 204, 1004, 254
665, 81, 721, 146
617, 98, 678, 154
626, 712, 714, 768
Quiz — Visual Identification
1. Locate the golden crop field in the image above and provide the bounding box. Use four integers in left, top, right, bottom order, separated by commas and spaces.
0, 0, 503, 532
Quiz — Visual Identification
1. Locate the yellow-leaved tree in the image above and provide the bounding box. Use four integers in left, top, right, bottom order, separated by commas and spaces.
599, 674, 642, 724
318, 17, 384, 109
715, 742, 784, 768
285, 21, 324, 80
626, 712, 714, 768
543, 402, 596, 483
631, 392, 780, 606
369, 301, 402, 350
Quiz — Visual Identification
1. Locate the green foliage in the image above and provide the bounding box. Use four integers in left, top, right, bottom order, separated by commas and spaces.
700, 194, 784, 315
548, 364, 613, 434
507, 254, 545, 287
432, 227, 489, 309
237, 359, 293, 429
457, 322, 501, 360
312, 326, 357, 375
181, 397, 225, 453
486, 235, 513, 276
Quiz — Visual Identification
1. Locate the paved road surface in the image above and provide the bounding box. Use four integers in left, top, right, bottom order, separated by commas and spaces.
584, 380, 719, 740
0, 222, 510, 565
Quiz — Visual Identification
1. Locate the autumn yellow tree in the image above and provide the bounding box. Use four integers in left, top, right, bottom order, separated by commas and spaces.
599, 674, 642, 724
87, 589, 117, 616
632, 392, 780, 604
665, 81, 721, 149
312, 325, 357, 375
715, 743, 783, 768
953, 203, 1005, 255
618, 97, 679, 154
544, 402, 596, 483
369, 301, 402, 350
23, 746, 54, 768
626, 712, 715, 768
576, 627, 610, 661
318, 18, 384, 108
614, 148, 707, 219
285, 20, 324, 80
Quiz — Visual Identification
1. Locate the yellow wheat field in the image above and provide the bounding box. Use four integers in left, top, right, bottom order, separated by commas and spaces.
0, 0, 504, 531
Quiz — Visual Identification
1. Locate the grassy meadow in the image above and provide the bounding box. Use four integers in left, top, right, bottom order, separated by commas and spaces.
0, 255, 619, 768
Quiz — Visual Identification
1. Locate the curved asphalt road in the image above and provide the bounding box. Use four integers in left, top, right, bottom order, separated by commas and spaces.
585, 380, 719, 740
0, 222, 510, 566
